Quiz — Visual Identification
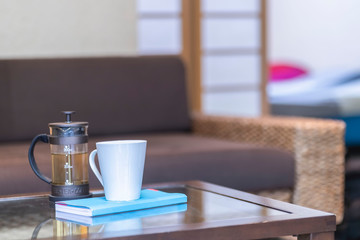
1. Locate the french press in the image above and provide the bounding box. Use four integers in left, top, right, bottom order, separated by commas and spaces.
28, 111, 91, 201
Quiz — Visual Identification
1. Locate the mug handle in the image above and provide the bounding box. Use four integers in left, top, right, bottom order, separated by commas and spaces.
89, 150, 104, 186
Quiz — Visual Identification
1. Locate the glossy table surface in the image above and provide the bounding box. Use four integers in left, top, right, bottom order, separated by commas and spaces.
0, 181, 336, 240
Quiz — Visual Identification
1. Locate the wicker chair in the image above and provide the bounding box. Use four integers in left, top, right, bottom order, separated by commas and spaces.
192, 114, 346, 224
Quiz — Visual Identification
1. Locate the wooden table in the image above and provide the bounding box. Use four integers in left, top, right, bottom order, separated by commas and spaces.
0, 181, 336, 240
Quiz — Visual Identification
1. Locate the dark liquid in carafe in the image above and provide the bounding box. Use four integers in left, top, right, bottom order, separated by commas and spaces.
51, 153, 88, 185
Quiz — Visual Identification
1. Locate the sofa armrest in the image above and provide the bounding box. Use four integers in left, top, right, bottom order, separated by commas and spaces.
192, 114, 345, 223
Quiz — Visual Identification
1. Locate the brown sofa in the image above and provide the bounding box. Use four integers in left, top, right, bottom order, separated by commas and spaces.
0, 56, 345, 223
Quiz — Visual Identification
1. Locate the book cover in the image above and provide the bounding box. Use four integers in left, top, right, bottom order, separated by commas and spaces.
56, 203, 187, 226
55, 189, 187, 217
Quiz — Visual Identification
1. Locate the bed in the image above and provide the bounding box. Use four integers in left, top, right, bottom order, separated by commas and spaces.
269, 68, 360, 146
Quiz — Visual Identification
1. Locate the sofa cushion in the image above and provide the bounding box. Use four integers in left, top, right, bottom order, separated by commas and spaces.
0, 61, 12, 141
90, 133, 295, 192
0, 133, 294, 196
0, 56, 190, 142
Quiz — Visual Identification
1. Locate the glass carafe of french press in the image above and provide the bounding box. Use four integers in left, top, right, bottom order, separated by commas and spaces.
28, 111, 91, 201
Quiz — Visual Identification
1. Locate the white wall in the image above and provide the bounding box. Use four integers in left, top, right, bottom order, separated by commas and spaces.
0, 0, 137, 58
269, 0, 360, 71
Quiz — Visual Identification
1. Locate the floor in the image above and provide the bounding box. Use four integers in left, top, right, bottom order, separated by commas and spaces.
335, 147, 360, 240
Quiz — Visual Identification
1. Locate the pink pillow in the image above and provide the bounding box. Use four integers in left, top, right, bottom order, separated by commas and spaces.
270, 63, 308, 82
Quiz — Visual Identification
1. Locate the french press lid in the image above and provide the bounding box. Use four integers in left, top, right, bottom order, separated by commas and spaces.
48, 111, 88, 145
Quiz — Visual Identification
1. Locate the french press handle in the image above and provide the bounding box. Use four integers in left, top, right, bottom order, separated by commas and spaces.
28, 134, 52, 184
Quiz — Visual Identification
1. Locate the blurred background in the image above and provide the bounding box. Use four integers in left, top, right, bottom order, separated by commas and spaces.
3, 0, 360, 121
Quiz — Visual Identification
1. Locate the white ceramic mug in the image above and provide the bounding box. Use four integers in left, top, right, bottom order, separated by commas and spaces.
89, 140, 147, 201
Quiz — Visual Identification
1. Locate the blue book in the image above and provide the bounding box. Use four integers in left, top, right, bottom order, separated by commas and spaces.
55, 189, 187, 217
56, 203, 187, 226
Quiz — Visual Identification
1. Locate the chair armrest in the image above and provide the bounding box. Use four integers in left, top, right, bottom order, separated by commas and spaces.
192, 114, 345, 223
